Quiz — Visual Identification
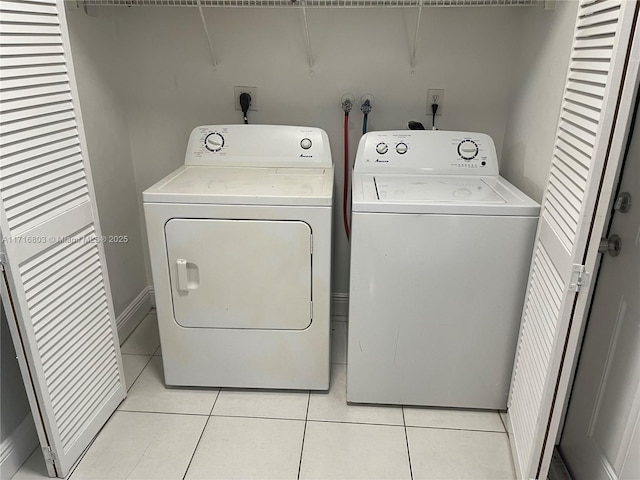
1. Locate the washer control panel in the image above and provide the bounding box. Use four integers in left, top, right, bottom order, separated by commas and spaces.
185, 125, 332, 168
354, 130, 499, 175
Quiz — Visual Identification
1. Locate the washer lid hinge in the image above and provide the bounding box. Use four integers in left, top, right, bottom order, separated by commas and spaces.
569, 264, 589, 292
42, 446, 55, 466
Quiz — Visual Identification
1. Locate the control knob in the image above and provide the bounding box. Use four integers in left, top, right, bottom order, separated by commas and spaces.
458, 140, 478, 160
396, 142, 408, 155
205, 132, 224, 152
300, 138, 312, 150
376, 142, 388, 155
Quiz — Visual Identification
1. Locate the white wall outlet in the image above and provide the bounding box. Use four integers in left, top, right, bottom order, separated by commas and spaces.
234, 86, 258, 111
427, 89, 444, 116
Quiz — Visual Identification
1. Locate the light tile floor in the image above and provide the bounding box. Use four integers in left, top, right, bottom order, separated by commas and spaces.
13, 313, 516, 480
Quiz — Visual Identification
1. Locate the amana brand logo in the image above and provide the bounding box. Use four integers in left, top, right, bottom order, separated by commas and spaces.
300, 154, 313, 158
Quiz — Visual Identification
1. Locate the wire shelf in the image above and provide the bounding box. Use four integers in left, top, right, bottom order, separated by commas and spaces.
79, 0, 545, 8
75, 0, 548, 70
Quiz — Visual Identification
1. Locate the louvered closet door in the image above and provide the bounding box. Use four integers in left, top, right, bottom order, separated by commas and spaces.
507, 1, 639, 479
0, 1, 126, 477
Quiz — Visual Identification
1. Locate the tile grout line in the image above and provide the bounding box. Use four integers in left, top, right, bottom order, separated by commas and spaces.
404, 423, 507, 434
402, 407, 414, 480
209, 389, 222, 416
67, 433, 98, 479
121, 352, 158, 357
305, 418, 402, 427
200, 413, 394, 425
499, 411, 508, 433
181, 415, 212, 480
69, 401, 145, 478
181, 389, 221, 480
117, 408, 210, 417
296, 392, 311, 480
125, 353, 156, 393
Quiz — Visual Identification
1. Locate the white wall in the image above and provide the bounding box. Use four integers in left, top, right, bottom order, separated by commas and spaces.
500, 0, 579, 203
66, 6, 149, 318
72, 4, 524, 294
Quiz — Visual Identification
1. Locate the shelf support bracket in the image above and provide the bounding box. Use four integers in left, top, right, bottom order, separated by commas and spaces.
410, 1, 423, 70
301, 4, 314, 71
196, 0, 218, 71
75, 1, 88, 15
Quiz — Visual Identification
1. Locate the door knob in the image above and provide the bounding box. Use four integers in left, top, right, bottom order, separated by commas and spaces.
598, 234, 621, 257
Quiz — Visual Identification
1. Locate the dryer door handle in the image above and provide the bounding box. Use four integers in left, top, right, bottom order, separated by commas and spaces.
176, 258, 190, 293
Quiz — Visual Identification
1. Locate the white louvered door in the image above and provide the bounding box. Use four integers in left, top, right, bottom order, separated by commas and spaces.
0, 1, 126, 477
507, 1, 639, 479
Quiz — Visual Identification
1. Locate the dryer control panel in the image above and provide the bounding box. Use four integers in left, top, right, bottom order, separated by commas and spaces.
354, 130, 499, 176
185, 125, 332, 168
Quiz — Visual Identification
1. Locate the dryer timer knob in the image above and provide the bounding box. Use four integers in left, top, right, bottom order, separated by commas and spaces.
376, 143, 389, 155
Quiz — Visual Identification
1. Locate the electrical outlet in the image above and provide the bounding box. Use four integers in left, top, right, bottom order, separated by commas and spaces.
234, 86, 258, 111
427, 89, 444, 116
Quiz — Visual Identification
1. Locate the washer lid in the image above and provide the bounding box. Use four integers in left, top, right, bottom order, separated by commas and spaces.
353, 174, 540, 216
376, 176, 506, 203
143, 165, 333, 206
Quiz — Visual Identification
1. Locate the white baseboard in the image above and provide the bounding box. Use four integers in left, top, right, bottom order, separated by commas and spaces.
116, 287, 154, 345
331, 293, 349, 318
0, 414, 38, 480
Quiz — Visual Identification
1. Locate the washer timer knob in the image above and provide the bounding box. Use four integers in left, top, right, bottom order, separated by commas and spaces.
458, 140, 479, 160
205, 132, 224, 152
300, 138, 312, 149
396, 142, 408, 155
376, 142, 389, 155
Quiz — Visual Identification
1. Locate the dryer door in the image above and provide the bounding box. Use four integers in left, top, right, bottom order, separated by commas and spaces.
165, 219, 312, 330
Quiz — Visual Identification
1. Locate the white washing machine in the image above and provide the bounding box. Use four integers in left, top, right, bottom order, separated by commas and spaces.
347, 130, 539, 409
144, 125, 333, 390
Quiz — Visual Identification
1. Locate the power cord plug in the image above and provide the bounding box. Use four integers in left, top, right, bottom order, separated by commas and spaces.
431, 102, 439, 130
240, 92, 252, 124
361, 99, 372, 134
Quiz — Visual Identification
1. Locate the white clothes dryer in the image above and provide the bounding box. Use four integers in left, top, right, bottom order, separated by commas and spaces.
347, 130, 539, 409
144, 125, 333, 389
